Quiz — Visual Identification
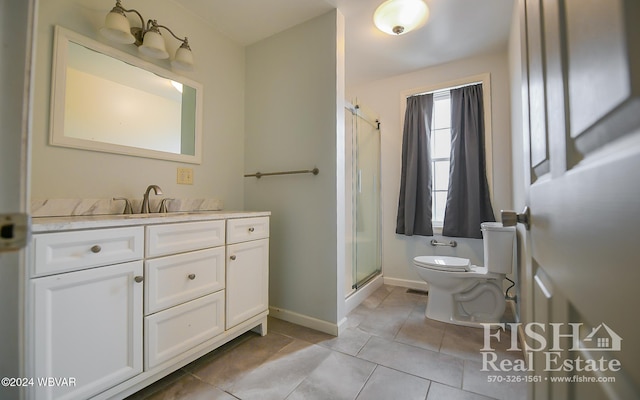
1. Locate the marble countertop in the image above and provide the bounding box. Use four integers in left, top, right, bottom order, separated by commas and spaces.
32, 211, 271, 233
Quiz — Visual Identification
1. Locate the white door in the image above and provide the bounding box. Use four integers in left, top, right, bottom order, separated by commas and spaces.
0, 0, 35, 399
518, 0, 639, 398
33, 261, 143, 400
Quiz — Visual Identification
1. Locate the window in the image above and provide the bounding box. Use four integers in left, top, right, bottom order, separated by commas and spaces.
398, 73, 494, 236
430, 90, 451, 226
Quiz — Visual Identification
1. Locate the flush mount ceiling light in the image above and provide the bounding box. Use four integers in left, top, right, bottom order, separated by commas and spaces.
100, 0, 194, 70
373, 0, 430, 35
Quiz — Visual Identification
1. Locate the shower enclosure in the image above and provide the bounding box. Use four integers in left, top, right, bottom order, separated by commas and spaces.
345, 101, 381, 297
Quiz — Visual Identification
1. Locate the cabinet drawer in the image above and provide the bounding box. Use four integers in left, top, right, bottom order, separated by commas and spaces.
146, 220, 225, 258
145, 247, 225, 315
145, 291, 224, 369
32, 226, 144, 277
226, 217, 269, 244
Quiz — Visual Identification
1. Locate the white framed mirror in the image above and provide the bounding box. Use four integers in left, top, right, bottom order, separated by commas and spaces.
50, 25, 203, 164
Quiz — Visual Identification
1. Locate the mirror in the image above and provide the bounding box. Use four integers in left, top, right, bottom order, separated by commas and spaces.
50, 26, 202, 163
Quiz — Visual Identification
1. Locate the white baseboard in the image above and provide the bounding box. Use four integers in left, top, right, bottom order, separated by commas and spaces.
269, 307, 339, 336
269, 276, 427, 337
383, 276, 429, 292
337, 317, 349, 336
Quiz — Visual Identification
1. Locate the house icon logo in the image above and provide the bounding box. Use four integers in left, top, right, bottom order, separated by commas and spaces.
580, 323, 622, 351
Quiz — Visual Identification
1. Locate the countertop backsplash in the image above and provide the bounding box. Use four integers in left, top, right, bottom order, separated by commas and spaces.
31, 198, 224, 217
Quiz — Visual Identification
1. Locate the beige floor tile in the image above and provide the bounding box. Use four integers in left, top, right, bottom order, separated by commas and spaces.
187, 331, 294, 389
358, 304, 415, 339
316, 327, 372, 356
355, 365, 431, 400
286, 351, 376, 400
268, 317, 334, 344
462, 359, 528, 400
440, 323, 489, 362
127, 285, 527, 400
394, 303, 447, 352
126, 370, 188, 399
141, 374, 236, 400
225, 339, 332, 400
358, 336, 464, 387
427, 382, 496, 400
269, 316, 371, 356
358, 285, 394, 309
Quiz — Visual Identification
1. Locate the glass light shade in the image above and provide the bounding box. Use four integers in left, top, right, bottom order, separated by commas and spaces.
100, 11, 136, 44
373, 0, 429, 35
171, 44, 194, 70
138, 30, 169, 59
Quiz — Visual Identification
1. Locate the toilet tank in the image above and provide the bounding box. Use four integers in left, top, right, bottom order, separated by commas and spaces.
481, 222, 515, 274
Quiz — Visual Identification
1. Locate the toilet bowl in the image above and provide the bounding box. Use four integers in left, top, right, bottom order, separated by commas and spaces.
413, 222, 515, 328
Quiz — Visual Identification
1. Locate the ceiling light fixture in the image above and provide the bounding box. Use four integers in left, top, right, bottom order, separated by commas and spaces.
100, 0, 194, 70
373, 0, 430, 35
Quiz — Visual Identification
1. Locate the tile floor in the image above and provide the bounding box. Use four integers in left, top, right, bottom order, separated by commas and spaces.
127, 285, 528, 400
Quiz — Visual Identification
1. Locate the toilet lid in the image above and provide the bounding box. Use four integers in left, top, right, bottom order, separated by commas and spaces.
414, 256, 471, 272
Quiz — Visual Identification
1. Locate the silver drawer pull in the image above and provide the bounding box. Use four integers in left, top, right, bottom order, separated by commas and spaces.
90, 245, 102, 253
230, 255, 236, 260
188, 273, 196, 280
248, 227, 255, 232
134, 276, 144, 283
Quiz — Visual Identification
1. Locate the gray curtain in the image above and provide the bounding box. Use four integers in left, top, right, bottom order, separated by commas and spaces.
443, 84, 495, 238
396, 94, 434, 236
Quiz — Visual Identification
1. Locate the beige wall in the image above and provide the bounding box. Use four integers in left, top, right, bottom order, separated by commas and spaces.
244, 10, 345, 329
349, 50, 513, 287
31, 0, 245, 208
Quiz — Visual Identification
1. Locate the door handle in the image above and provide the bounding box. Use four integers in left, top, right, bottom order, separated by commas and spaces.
501, 206, 530, 230
0, 213, 31, 252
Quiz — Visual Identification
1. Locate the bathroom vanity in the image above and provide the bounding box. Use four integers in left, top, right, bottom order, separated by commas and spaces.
27, 211, 269, 400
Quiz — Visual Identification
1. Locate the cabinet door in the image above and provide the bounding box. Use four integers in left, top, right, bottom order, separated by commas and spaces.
32, 261, 143, 400
226, 239, 269, 329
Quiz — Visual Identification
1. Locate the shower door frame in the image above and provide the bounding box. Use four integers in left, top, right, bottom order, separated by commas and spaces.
346, 101, 382, 292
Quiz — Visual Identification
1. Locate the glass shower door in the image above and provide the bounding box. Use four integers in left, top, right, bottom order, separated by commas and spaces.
352, 107, 381, 289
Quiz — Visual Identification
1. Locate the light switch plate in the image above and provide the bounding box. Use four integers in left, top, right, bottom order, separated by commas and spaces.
177, 167, 193, 185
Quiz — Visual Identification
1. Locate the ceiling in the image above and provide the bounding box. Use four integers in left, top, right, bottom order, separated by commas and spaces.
174, 0, 515, 86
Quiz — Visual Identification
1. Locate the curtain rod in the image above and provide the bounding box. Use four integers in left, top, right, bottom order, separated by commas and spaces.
407, 81, 483, 98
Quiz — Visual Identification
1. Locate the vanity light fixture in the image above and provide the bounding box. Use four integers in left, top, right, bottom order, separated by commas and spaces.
373, 0, 429, 35
100, 0, 194, 70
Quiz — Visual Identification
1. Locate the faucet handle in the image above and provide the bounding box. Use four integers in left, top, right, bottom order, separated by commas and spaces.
158, 198, 174, 213
113, 197, 133, 214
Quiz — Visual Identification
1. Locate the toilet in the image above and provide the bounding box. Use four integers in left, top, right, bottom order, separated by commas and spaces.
413, 222, 515, 327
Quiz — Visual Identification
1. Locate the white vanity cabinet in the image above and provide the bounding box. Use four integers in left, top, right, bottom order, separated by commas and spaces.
28, 212, 269, 400
30, 227, 144, 400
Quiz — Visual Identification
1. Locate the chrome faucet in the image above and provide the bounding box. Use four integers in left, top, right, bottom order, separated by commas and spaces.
141, 185, 163, 213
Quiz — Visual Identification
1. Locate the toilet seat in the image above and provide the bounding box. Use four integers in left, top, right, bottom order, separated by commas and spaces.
414, 256, 471, 272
